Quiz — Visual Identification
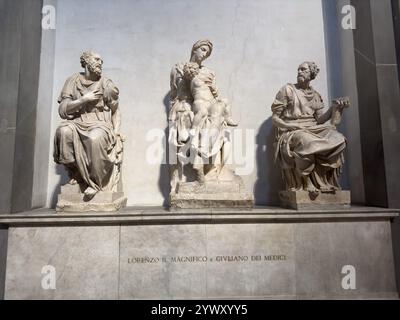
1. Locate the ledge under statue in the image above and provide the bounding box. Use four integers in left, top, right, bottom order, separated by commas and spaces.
271, 61, 350, 209
53, 51, 127, 212
168, 40, 254, 209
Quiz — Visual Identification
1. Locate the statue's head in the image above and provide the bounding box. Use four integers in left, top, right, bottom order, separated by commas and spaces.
80, 51, 103, 77
190, 39, 213, 65
297, 61, 320, 84
183, 62, 200, 80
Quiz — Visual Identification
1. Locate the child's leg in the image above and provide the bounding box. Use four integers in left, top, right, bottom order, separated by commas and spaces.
192, 104, 208, 128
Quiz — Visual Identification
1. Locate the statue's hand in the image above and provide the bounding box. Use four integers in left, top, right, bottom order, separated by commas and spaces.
116, 132, 126, 143
82, 89, 102, 104
332, 97, 350, 110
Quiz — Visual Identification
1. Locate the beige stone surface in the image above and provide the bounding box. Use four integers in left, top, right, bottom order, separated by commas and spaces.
294, 221, 397, 297
56, 184, 126, 212
205, 224, 295, 298
279, 190, 351, 210
2, 209, 398, 299
119, 225, 208, 299
5, 226, 120, 300
170, 180, 254, 209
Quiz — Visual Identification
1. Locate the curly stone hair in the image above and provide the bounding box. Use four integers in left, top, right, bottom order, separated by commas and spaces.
80, 51, 96, 68
303, 61, 320, 80
183, 62, 200, 80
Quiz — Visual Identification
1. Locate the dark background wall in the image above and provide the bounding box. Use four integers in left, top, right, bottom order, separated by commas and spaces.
0, 0, 43, 214
391, 0, 400, 300
351, 0, 400, 295
0, 0, 43, 299
0, 227, 7, 300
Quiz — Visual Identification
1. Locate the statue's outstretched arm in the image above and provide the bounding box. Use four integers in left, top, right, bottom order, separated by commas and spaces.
315, 107, 333, 124
315, 97, 349, 125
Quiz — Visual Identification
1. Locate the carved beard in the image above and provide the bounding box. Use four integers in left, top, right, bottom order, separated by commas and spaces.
297, 75, 309, 84
87, 60, 102, 78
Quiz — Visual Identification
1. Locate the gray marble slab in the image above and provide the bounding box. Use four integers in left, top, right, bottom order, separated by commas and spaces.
5, 226, 119, 300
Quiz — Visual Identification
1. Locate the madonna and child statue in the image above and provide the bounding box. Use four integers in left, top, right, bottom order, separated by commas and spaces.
168, 40, 254, 209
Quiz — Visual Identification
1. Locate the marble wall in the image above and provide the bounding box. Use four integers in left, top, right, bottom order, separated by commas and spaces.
4, 218, 397, 299
45, 0, 330, 206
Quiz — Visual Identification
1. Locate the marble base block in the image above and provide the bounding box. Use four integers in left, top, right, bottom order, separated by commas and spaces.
56, 184, 127, 213
170, 180, 254, 209
1, 207, 398, 299
279, 190, 351, 210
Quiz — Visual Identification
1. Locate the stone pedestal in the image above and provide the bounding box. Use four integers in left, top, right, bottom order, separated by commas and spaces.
0, 207, 398, 299
170, 179, 254, 209
56, 184, 127, 213
279, 190, 351, 210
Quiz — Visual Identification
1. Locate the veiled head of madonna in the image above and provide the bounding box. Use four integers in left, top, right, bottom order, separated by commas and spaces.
190, 39, 213, 65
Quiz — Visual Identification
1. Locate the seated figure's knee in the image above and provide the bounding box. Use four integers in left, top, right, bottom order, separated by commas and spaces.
56, 125, 73, 141
88, 128, 106, 144
333, 130, 346, 142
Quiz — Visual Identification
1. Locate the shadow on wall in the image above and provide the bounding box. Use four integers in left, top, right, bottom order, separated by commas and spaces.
159, 92, 172, 208
254, 116, 284, 206
51, 164, 69, 208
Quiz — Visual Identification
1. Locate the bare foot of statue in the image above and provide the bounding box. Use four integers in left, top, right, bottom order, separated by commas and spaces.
225, 117, 238, 127
66, 163, 80, 186
303, 177, 319, 197
68, 178, 78, 185
84, 187, 98, 197
320, 186, 335, 193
